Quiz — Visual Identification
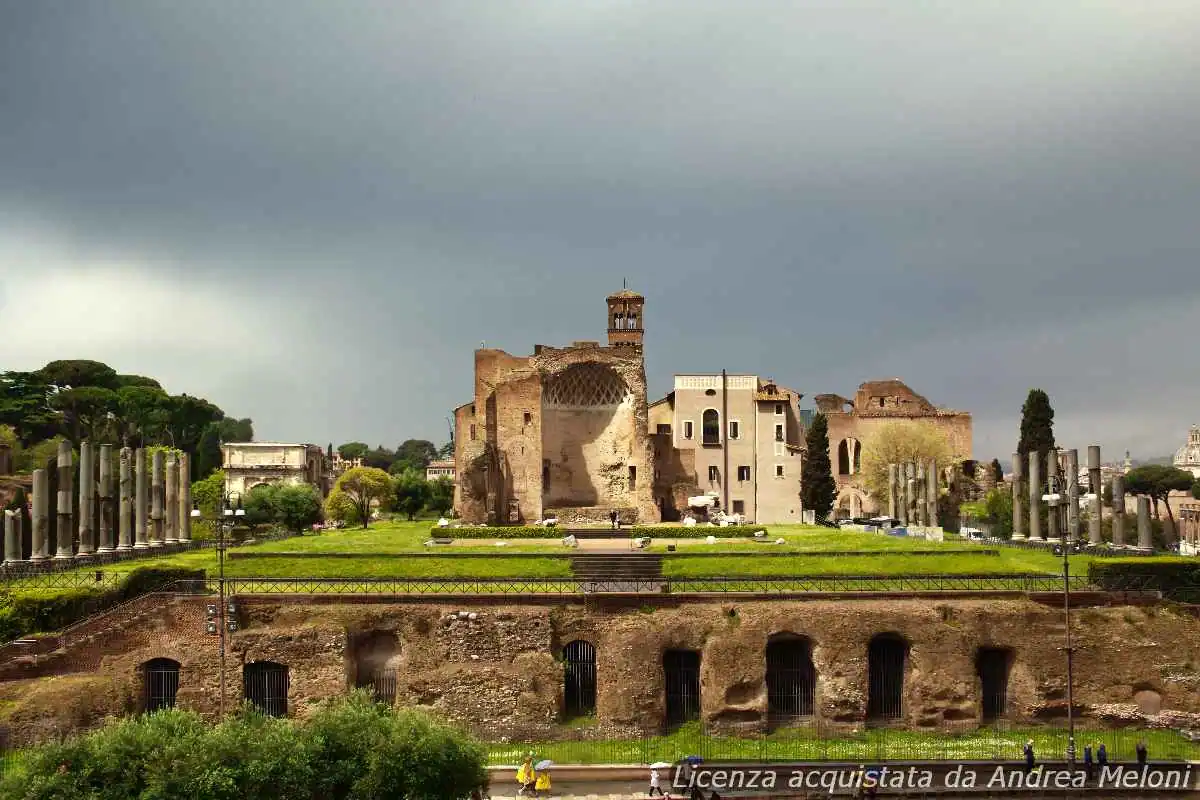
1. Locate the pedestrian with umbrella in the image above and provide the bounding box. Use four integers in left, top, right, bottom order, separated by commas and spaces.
516, 752, 535, 796
649, 762, 672, 796
534, 759, 554, 797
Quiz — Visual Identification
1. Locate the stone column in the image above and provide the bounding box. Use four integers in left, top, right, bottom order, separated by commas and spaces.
1136, 495, 1153, 551
901, 463, 913, 526
887, 464, 898, 519
165, 454, 179, 544
4, 510, 22, 565
97, 444, 114, 553
1111, 474, 1126, 548
1045, 449, 1061, 542
927, 458, 938, 528
1087, 446, 1102, 545
76, 441, 96, 557
54, 441, 74, 560
31, 468, 49, 562
912, 463, 925, 527
134, 448, 149, 549
150, 450, 165, 548
178, 452, 192, 542
1064, 449, 1079, 543
1011, 453, 1025, 540
118, 448, 134, 551
1028, 451, 1041, 541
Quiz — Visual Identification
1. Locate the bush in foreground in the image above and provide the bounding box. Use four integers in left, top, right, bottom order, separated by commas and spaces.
0, 693, 486, 800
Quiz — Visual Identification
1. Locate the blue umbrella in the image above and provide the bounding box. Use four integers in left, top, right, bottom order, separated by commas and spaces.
684, 755, 704, 764
534, 759, 553, 771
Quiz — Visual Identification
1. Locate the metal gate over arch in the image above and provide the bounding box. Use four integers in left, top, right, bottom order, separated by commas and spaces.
143, 658, 180, 712
562, 640, 596, 717
663, 650, 700, 727
867, 634, 907, 721
766, 636, 815, 724
244, 661, 289, 718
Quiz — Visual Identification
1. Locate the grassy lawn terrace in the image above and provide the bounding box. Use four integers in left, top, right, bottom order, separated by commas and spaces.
485, 722, 1200, 765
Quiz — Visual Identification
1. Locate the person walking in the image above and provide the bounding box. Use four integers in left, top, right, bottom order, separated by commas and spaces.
649, 766, 663, 796
1083, 742, 1094, 782
1136, 739, 1148, 766
610, 509, 619, 529
534, 768, 552, 798
1023, 740, 1035, 774
516, 755, 534, 796
1097, 742, 1108, 769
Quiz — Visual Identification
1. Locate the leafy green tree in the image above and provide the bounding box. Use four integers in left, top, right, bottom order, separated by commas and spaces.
990, 458, 1004, 483
36, 359, 121, 391
437, 440, 454, 459
337, 442, 369, 460
328, 466, 392, 528
393, 468, 431, 520
1192, 479, 1200, 501
362, 446, 396, 472
392, 439, 439, 474
1123, 464, 1195, 528
164, 394, 224, 452
801, 413, 836, 520
275, 484, 323, 531
243, 483, 280, 526
116, 384, 170, 446
191, 469, 226, 516
860, 421, 953, 500
0, 371, 59, 445
427, 476, 455, 517
114, 374, 163, 389
50, 385, 118, 442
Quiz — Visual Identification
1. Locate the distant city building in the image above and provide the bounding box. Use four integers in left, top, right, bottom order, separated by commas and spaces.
426, 460, 455, 482
222, 442, 330, 499
330, 454, 363, 478
1174, 425, 1200, 479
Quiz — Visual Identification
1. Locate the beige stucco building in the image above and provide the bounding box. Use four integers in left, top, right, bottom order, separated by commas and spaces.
425, 460, 455, 482
648, 376, 806, 523
222, 442, 330, 500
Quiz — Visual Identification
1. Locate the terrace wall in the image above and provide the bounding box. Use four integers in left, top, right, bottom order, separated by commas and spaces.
1, 595, 1199, 747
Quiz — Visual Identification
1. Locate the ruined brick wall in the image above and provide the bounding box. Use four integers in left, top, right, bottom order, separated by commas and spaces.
4, 595, 1200, 747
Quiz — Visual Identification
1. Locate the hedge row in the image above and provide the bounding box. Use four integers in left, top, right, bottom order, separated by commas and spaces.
1088, 559, 1200, 602
429, 525, 770, 539
0, 566, 204, 643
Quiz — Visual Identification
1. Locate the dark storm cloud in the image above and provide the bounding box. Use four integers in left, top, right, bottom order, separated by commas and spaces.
2, 1, 1199, 459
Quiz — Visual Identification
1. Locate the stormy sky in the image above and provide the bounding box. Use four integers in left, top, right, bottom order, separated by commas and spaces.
2, 2, 1199, 463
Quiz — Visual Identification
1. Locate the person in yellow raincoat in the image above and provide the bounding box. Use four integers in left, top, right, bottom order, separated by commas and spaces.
534, 768, 552, 797
516, 755, 535, 795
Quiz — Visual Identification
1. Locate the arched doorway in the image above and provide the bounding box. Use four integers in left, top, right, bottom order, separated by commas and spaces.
142, 657, 180, 712
765, 634, 816, 727
562, 640, 596, 717
244, 661, 289, 717
663, 649, 701, 728
867, 634, 908, 722
976, 647, 1012, 721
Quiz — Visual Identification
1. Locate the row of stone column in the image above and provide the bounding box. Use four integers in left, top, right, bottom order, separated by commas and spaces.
1010, 446, 1152, 550
3, 442, 192, 565
886, 459, 939, 527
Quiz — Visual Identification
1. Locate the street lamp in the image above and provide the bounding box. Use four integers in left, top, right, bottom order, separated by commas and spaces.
191, 491, 243, 717
1044, 468, 1075, 768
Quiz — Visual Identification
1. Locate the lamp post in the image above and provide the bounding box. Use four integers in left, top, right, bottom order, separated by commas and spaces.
1044, 467, 1075, 768
191, 491, 243, 718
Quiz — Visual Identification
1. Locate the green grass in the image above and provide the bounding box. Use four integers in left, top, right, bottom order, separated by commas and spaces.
487, 723, 1200, 765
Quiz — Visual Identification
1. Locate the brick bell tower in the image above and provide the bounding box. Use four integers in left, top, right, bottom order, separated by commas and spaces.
606, 285, 645, 353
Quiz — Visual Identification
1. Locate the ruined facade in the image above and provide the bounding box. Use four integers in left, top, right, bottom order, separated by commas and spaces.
815, 380, 972, 518
453, 289, 658, 525
2, 594, 1199, 748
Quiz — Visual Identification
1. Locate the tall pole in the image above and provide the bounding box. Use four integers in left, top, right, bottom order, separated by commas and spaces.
1051, 462, 1075, 766
218, 495, 227, 719
721, 369, 729, 515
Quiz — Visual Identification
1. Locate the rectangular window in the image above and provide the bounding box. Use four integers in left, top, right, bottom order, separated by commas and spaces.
775, 403, 784, 416
470, 404, 476, 416
628, 465, 637, 491
542, 459, 550, 489
775, 464, 785, 478
728, 420, 740, 440
732, 500, 745, 514
737, 465, 751, 482
775, 424, 784, 442
774, 442, 784, 457
524, 412, 532, 425
683, 421, 694, 440
657, 424, 672, 435
708, 465, 719, 482
469, 424, 477, 441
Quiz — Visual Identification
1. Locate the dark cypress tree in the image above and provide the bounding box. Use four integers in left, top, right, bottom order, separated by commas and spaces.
801, 412, 837, 521
1017, 389, 1056, 461
990, 458, 1004, 483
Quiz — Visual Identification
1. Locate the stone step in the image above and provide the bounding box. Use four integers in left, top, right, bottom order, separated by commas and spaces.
570, 553, 664, 580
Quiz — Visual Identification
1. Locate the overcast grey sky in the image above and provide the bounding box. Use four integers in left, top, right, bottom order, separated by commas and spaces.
2, 1, 1199, 462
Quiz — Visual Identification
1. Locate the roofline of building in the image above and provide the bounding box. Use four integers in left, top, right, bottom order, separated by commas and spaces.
221, 442, 323, 448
